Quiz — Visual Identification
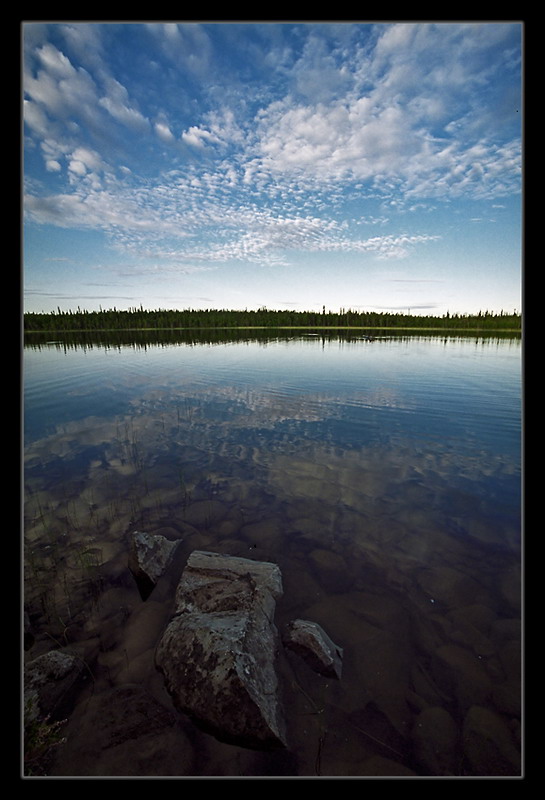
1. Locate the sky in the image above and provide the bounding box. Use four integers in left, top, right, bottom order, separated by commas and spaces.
22, 21, 523, 316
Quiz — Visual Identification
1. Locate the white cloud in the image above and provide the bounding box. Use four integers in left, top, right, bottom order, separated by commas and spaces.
23, 23, 520, 205
146, 22, 213, 78
59, 22, 107, 73
206, 108, 245, 147
182, 125, 222, 149
291, 32, 352, 103
240, 22, 521, 201
25, 44, 100, 120
23, 99, 50, 137
155, 121, 175, 143
23, 32, 151, 178
353, 233, 440, 259
70, 146, 106, 173
23, 21, 521, 292
23, 39, 109, 177
38, 138, 66, 166
99, 77, 149, 131
255, 97, 422, 182
68, 159, 87, 176
250, 86, 520, 201
35, 41, 75, 80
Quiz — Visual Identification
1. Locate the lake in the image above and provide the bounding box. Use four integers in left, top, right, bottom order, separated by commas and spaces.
23, 330, 522, 777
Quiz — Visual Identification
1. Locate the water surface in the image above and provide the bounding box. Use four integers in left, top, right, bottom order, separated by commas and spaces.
23, 331, 522, 777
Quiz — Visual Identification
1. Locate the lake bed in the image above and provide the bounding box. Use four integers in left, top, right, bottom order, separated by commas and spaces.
23, 331, 522, 777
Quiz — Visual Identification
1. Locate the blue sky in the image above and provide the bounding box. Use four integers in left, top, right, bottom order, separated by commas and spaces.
23, 21, 522, 316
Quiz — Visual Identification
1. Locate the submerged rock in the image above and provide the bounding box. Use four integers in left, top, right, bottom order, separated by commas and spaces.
128, 530, 180, 600
50, 685, 189, 777
155, 550, 287, 750
411, 706, 460, 776
359, 755, 417, 777
24, 610, 34, 651
462, 705, 521, 776
24, 649, 87, 724
431, 644, 493, 712
309, 548, 351, 593
283, 619, 343, 679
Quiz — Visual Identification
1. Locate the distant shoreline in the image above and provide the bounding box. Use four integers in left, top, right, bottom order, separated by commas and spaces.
24, 325, 521, 334
23, 308, 522, 335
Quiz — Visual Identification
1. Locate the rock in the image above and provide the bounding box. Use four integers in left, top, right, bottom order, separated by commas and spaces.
309, 548, 351, 593
431, 644, 492, 712
181, 500, 228, 528
128, 530, 180, 600
349, 702, 408, 763
50, 685, 192, 777
97, 600, 171, 685
448, 604, 496, 634
240, 518, 284, 551
446, 605, 497, 658
410, 662, 449, 708
155, 550, 287, 750
491, 640, 521, 717
499, 565, 521, 614
498, 639, 521, 682
283, 619, 343, 679
24, 649, 87, 723
462, 705, 521, 776
448, 618, 496, 658
492, 680, 521, 717
24, 610, 34, 650
359, 755, 417, 776
152, 525, 189, 541
415, 566, 486, 609
490, 617, 521, 644
411, 706, 460, 776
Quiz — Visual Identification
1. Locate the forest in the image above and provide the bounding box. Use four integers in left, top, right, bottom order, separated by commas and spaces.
23, 307, 521, 333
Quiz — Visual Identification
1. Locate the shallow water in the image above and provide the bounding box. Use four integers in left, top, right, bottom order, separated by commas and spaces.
23, 331, 522, 777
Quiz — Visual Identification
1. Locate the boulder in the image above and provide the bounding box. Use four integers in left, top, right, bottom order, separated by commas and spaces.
50, 685, 191, 777
431, 644, 492, 712
283, 619, 343, 679
24, 649, 87, 724
155, 550, 287, 750
181, 500, 228, 528
24, 610, 34, 650
462, 705, 521, 776
359, 755, 417, 776
128, 530, 180, 600
309, 548, 351, 593
415, 566, 486, 609
411, 706, 460, 776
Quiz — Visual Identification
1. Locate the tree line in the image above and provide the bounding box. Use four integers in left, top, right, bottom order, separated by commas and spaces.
23, 306, 521, 333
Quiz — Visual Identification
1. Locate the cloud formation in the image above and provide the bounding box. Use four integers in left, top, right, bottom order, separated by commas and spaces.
23, 22, 522, 313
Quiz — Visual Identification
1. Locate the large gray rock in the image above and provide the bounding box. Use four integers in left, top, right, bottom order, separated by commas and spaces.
128, 530, 180, 600
283, 619, 343, 679
155, 551, 286, 750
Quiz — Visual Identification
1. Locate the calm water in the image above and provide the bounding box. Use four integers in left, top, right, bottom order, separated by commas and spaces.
23, 331, 522, 777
